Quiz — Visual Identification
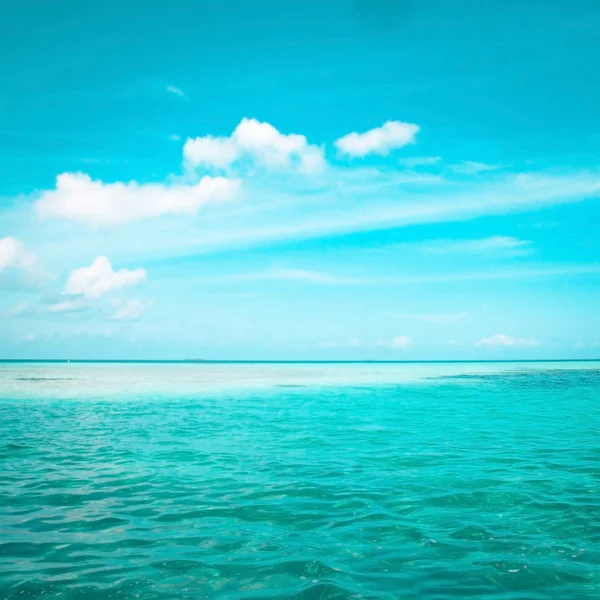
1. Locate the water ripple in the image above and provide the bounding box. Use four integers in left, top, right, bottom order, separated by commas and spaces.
1, 364, 599, 598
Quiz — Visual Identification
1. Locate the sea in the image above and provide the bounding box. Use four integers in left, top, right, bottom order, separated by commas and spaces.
1, 361, 599, 599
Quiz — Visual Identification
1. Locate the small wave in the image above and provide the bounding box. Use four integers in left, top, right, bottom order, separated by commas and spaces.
14, 377, 75, 382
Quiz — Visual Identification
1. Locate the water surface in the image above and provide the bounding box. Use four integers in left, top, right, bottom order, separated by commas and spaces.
1, 362, 599, 599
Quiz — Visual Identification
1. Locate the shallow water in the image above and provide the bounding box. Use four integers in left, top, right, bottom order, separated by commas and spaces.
1, 362, 599, 599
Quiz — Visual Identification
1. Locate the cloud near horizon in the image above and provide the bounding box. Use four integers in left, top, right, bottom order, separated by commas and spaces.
375, 336, 412, 349
475, 334, 539, 348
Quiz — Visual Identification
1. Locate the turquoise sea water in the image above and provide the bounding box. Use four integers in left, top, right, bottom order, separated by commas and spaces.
1, 361, 599, 599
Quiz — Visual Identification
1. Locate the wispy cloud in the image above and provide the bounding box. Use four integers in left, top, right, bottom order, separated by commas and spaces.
391, 335, 412, 349
196, 263, 600, 287
1, 301, 31, 318
475, 334, 539, 348
206, 267, 360, 285
399, 156, 442, 168
452, 161, 502, 175
111, 299, 148, 321
387, 311, 468, 323
375, 335, 412, 349
169, 171, 600, 254
166, 85, 187, 98
420, 236, 533, 256
0, 237, 36, 271
46, 298, 88, 313
574, 340, 600, 349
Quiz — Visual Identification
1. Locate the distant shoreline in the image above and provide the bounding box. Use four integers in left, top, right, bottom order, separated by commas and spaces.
1, 359, 599, 365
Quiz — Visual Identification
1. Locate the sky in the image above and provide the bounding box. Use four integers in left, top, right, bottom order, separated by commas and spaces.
1, 0, 600, 360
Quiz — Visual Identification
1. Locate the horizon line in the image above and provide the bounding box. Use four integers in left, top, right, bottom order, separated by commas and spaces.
1, 359, 599, 364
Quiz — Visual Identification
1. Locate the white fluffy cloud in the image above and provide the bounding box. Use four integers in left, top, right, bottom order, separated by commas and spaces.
0, 237, 36, 271
184, 136, 239, 170
111, 299, 148, 321
335, 121, 420, 158
35, 172, 239, 227
184, 117, 325, 174
65, 256, 146, 299
475, 334, 539, 348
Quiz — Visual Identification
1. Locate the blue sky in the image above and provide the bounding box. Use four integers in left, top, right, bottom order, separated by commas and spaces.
1, 0, 599, 360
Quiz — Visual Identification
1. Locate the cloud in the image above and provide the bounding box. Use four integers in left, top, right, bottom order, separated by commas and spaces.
166, 85, 186, 98
399, 156, 442, 168
388, 312, 467, 323
28, 117, 600, 239
205, 267, 359, 285
1, 301, 31, 318
169, 134, 182, 142
197, 263, 600, 288
267, 267, 352, 284
421, 236, 532, 256
211, 169, 600, 247
574, 340, 600, 349
0, 237, 36, 271
335, 120, 419, 157
375, 336, 411, 349
475, 334, 539, 348
46, 298, 88, 313
452, 161, 502, 175
168, 170, 600, 257
35, 172, 239, 227
184, 118, 325, 174
184, 136, 238, 171
111, 299, 148, 321
65, 256, 146, 299
391, 335, 412, 349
